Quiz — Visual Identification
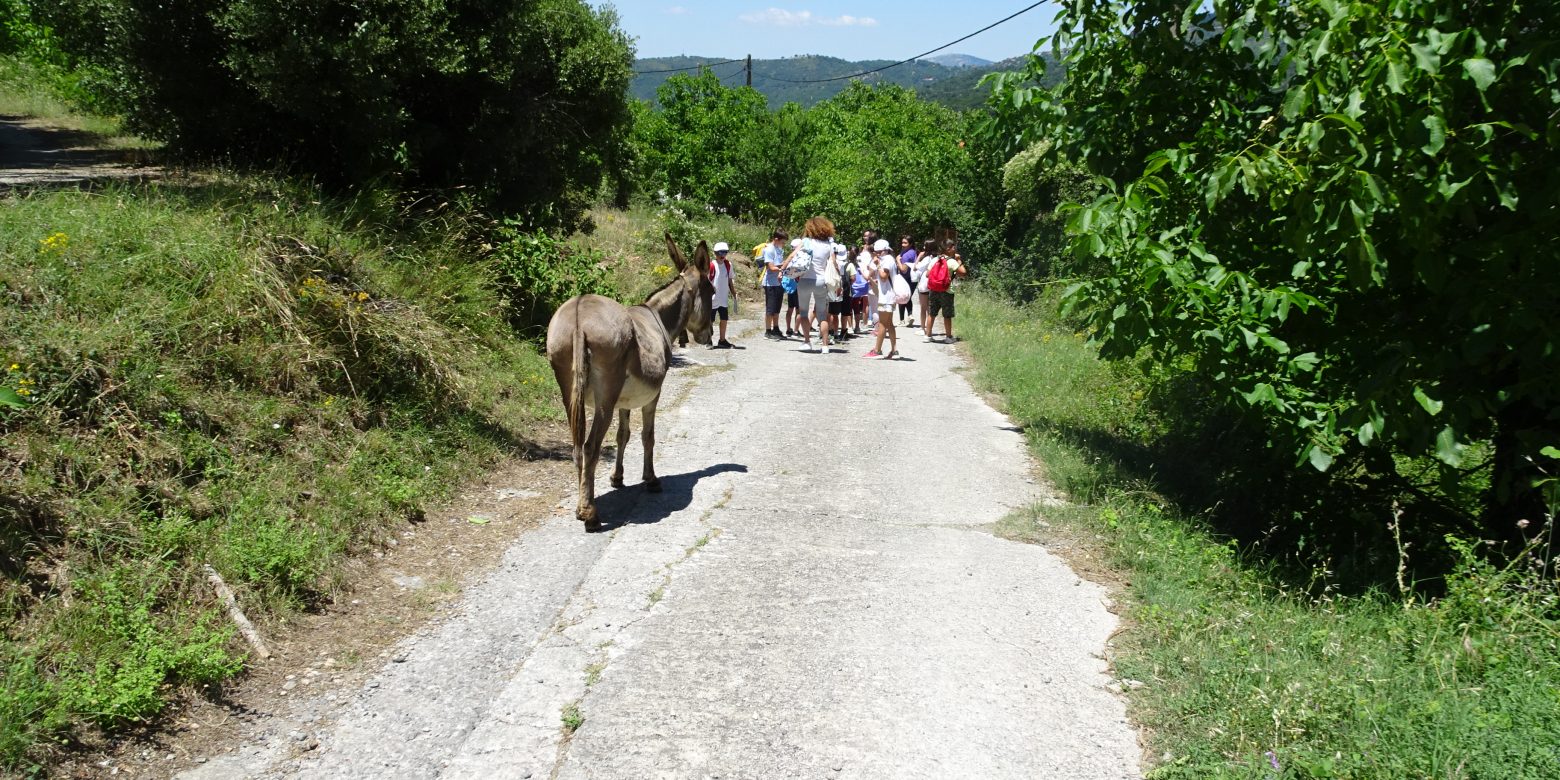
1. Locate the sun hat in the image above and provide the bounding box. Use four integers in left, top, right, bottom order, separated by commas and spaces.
834, 244, 847, 255
712, 242, 729, 253
790, 238, 803, 248
872, 239, 891, 252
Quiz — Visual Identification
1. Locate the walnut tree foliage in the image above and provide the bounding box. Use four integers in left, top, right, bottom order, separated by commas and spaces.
986, 0, 1559, 537
37, 0, 633, 229
634, 70, 772, 216
793, 82, 986, 240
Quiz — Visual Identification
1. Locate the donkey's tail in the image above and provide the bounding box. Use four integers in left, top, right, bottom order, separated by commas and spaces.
569, 301, 588, 448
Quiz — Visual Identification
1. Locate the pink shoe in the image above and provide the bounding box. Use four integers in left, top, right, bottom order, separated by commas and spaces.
862, 350, 881, 358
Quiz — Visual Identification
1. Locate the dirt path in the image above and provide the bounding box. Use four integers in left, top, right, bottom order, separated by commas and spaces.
0, 115, 160, 188
166, 317, 1140, 779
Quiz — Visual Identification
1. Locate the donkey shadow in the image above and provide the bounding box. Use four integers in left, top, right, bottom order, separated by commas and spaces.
589, 462, 748, 532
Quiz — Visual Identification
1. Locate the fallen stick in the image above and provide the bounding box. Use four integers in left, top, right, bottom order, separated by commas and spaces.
203, 564, 271, 660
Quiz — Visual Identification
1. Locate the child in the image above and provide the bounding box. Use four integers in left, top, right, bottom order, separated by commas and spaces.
781, 238, 802, 337
828, 243, 850, 341
761, 231, 787, 339
849, 252, 870, 334
709, 242, 735, 348
862, 240, 901, 359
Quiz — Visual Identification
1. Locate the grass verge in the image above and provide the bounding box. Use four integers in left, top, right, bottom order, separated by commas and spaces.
0, 172, 560, 771
959, 289, 1560, 779
0, 55, 150, 146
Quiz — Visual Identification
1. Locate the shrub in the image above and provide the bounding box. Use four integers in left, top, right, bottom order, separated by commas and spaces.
489, 224, 616, 332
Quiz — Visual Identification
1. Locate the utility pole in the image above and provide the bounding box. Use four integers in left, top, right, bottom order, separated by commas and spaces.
745, 54, 752, 87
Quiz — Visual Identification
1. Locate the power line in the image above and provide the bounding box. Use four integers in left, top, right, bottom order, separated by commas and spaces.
752, 1, 1048, 85
633, 57, 744, 75
713, 62, 750, 84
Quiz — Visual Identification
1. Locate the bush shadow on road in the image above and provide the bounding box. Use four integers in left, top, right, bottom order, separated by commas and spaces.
590, 462, 748, 531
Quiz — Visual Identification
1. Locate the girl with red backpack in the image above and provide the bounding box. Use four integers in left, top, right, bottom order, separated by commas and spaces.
924, 239, 967, 343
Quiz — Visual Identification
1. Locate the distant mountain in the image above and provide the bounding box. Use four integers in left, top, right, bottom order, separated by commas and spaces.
922, 53, 993, 69
631, 54, 1041, 110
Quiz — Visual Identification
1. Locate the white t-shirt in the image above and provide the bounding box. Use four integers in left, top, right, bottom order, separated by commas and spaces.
710, 259, 732, 308
874, 258, 897, 310
863, 256, 880, 301
913, 254, 935, 293
797, 237, 835, 282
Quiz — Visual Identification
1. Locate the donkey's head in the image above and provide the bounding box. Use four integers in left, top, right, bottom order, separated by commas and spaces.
664, 233, 715, 346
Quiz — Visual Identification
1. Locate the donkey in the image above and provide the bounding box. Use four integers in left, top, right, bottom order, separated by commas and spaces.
545, 234, 715, 528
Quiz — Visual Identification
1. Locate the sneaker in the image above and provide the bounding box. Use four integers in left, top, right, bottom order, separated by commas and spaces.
716, 340, 733, 349
820, 345, 830, 354
803, 341, 813, 352
862, 350, 881, 358
885, 350, 899, 360
786, 328, 795, 337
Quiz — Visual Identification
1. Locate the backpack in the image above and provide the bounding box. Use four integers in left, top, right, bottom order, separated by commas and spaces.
926, 255, 952, 292
785, 247, 812, 278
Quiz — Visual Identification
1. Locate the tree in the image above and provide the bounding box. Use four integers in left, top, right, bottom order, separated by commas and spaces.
637, 69, 770, 216
987, 0, 1560, 539
40, 0, 634, 229
733, 102, 813, 223
793, 83, 983, 239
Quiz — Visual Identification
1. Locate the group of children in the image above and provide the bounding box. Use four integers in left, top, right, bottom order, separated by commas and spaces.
733, 217, 968, 359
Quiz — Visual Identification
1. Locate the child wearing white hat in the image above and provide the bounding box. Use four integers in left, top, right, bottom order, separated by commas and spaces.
710, 242, 735, 348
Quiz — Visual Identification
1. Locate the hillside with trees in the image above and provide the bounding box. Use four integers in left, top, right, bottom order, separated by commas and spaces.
631, 53, 1045, 109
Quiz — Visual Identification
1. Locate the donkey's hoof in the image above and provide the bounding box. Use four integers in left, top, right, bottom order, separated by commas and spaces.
610, 475, 625, 488
644, 479, 662, 493
577, 506, 598, 524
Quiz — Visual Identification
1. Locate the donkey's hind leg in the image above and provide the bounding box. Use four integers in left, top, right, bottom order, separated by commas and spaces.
611, 409, 631, 488
577, 401, 614, 525
641, 398, 662, 492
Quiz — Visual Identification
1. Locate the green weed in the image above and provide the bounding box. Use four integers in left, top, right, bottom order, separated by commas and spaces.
560, 700, 584, 734
961, 288, 1560, 779
0, 173, 560, 768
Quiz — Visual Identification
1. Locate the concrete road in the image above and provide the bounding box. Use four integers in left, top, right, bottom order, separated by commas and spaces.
0, 115, 159, 188
184, 318, 1141, 779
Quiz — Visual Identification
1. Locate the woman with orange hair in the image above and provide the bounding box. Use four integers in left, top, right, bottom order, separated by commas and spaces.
792, 215, 838, 353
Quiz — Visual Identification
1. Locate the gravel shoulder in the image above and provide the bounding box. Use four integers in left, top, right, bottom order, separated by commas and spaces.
177, 317, 1142, 779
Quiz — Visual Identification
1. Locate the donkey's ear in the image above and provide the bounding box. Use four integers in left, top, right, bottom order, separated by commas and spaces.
664, 232, 687, 272
692, 241, 710, 276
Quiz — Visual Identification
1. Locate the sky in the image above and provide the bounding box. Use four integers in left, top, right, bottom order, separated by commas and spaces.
603, 1, 1061, 63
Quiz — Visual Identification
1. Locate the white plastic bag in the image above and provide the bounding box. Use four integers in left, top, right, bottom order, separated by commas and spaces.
891, 271, 912, 305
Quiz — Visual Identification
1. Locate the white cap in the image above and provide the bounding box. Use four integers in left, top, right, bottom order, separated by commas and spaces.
834, 244, 847, 255
712, 242, 729, 253
790, 238, 803, 248
872, 239, 891, 252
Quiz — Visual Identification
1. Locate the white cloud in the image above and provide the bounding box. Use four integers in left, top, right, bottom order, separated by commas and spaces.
662, 5, 689, 14
739, 8, 878, 27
